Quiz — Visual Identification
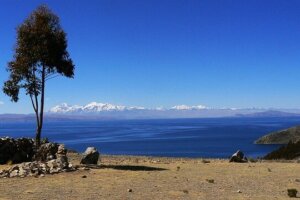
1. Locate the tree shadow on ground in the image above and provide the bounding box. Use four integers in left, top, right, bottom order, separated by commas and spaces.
80, 164, 167, 171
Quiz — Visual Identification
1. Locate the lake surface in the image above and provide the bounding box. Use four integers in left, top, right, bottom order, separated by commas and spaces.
0, 117, 299, 158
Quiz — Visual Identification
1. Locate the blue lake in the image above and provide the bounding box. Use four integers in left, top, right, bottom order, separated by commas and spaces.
0, 117, 299, 158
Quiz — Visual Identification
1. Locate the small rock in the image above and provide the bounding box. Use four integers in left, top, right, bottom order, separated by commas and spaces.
57, 144, 67, 155
81, 175, 87, 178
18, 167, 25, 176
287, 189, 298, 198
56, 155, 69, 169
9, 170, 18, 178
127, 189, 132, 192
267, 168, 272, 172
206, 179, 214, 183
10, 165, 19, 171
237, 190, 242, 193
47, 159, 57, 169
295, 179, 300, 182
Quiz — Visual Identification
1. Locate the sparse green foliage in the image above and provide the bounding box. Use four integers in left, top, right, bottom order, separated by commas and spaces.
3, 5, 74, 148
41, 137, 49, 144
264, 141, 300, 160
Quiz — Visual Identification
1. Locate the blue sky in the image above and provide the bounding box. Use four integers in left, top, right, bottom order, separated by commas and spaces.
1, 0, 300, 113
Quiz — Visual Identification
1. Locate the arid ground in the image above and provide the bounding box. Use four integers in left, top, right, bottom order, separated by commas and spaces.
0, 153, 299, 200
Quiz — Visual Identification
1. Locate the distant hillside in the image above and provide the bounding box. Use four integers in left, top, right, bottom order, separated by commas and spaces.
236, 110, 300, 118
0, 114, 35, 122
255, 125, 300, 144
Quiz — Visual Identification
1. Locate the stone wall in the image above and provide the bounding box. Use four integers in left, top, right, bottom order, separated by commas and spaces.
0, 137, 35, 164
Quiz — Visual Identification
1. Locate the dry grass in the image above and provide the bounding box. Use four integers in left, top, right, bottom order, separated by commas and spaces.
0, 153, 299, 200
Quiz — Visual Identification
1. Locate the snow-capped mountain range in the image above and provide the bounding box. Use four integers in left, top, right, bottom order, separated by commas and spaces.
44, 102, 300, 119
171, 105, 208, 110
49, 102, 210, 113
1, 102, 300, 122
49, 102, 146, 113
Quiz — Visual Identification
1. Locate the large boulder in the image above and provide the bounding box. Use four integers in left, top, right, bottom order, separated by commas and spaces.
229, 150, 248, 163
80, 147, 99, 165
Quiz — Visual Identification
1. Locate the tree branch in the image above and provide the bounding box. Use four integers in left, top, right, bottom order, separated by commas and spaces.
39, 64, 45, 131
30, 95, 37, 112
34, 93, 39, 117
45, 74, 60, 81
30, 94, 40, 128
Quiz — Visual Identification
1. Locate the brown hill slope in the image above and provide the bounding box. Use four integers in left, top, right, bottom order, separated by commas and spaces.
255, 125, 300, 144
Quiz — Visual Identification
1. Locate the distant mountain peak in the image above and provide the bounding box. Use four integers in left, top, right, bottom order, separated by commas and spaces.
171, 104, 207, 110
49, 102, 145, 113
236, 110, 300, 118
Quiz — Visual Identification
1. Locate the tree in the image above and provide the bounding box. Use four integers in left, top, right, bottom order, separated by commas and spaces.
3, 5, 75, 148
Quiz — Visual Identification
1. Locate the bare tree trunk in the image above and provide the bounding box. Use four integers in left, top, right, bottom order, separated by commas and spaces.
30, 95, 41, 148
35, 125, 42, 147
36, 65, 45, 148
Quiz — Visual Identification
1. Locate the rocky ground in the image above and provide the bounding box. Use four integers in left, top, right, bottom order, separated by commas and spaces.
0, 153, 299, 199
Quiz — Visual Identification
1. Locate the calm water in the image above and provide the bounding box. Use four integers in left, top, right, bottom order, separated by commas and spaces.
0, 117, 299, 158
